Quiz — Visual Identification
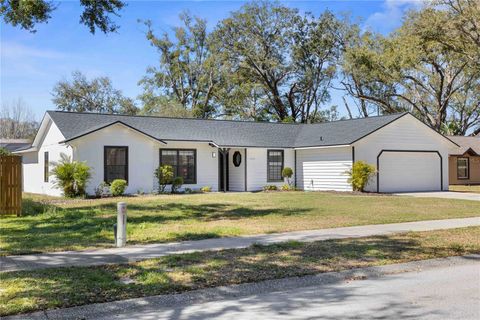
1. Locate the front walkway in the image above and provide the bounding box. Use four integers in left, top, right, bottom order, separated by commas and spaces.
1, 217, 479, 273
395, 191, 480, 201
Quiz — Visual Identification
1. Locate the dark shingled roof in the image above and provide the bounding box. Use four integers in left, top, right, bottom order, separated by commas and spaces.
47, 111, 408, 148
0, 141, 32, 152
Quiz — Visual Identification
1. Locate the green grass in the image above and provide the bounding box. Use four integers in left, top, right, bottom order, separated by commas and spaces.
450, 185, 480, 193
1, 227, 479, 316
0, 192, 479, 255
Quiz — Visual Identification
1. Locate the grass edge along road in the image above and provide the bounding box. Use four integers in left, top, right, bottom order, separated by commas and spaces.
1, 226, 479, 316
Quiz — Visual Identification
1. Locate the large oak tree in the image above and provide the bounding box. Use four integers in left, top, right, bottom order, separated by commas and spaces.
213, 2, 340, 122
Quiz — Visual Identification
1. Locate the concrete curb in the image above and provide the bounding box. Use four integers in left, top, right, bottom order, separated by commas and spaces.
3, 254, 479, 320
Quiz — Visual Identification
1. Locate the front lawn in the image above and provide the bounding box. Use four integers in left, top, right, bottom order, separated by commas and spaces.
450, 185, 480, 194
1, 192, 479, 255
1, 227, 478, 316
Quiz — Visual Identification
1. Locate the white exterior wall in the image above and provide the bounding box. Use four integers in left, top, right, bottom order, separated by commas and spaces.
70, 124, 160, 195
229, 148, 246, 191
295, 146, 353, 191
353, 114, 453, 192
246, 148, 295, 191
70, 124, 220, 194
158, 141, 219, 192
22, 120, 71, 196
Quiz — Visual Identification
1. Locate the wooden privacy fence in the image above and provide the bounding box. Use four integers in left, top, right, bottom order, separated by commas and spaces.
0, 156, 22, 216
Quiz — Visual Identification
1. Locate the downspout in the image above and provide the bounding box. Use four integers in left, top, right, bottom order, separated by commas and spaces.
294, 149, 297, 188
244, 148, 247, 192
223, 150, 227, 192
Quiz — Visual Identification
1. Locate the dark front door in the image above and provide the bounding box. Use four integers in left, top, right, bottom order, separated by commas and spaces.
219, 152, 229, 192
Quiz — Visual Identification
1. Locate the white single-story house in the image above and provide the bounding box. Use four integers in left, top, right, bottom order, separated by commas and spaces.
15, 111, 458, 196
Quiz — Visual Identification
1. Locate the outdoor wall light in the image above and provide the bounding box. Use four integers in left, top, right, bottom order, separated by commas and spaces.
212, 152, 216, 158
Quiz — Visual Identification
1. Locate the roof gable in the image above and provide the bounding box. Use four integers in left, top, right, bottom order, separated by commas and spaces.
61, 121, 167, 144
448, 136, 480, 155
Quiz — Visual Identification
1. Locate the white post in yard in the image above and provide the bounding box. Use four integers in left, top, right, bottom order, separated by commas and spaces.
117, 202, 127, 247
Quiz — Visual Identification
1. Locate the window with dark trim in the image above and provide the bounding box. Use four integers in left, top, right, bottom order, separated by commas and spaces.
104, 146, 128, 184
267, 150, 284, 182
233, 151, 242, 167
160, 149, 196, 184
44, 152, 49, 182
457, 157, 469, 179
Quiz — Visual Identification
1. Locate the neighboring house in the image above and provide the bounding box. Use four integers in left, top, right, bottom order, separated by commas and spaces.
14, 111, 457, 196
447, 136, 480, 185
0, 139, 32, 152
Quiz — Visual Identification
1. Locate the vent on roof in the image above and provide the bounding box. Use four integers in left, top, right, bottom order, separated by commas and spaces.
320, 136, 323, 141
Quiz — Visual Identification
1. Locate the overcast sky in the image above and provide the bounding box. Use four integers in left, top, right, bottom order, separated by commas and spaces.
0, 0, 423, 120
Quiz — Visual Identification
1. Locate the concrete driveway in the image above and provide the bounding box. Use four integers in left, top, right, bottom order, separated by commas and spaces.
395, 191, 480, 201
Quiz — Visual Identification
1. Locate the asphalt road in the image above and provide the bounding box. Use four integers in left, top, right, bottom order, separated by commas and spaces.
103, 260, 480, 320
8, 256, 480, 320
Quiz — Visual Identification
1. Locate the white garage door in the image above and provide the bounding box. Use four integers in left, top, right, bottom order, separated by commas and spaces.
378, 151, 442, 193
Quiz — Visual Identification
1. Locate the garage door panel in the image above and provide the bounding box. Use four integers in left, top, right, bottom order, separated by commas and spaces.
379, 152, 441, 193
296, 147, 353, 191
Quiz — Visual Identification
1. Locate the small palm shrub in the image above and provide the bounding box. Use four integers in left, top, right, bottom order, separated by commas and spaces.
51, 153, 91, 198
154, 165, 174, 193
171, 176, 184, 193
110, 179, 128, 196
347, 161, 376, 192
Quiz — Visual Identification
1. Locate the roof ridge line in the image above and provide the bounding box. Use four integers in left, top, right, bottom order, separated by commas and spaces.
47, 110, 407, 126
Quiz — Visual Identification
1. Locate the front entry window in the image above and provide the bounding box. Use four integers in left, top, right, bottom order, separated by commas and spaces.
457, 157, 469, 179
160, 149, 196, 184
104, 146, 128, 183
233, 151, 242, 167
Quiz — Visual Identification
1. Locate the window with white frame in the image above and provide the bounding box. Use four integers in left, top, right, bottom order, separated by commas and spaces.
457, 157, 469, 179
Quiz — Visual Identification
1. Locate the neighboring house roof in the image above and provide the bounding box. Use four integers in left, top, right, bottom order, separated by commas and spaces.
46, 111, 410, 148
0, 139, 32, 152
447, 136, 480, 156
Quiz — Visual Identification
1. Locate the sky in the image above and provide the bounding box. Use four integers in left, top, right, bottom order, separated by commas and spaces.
0, 0, 424, 121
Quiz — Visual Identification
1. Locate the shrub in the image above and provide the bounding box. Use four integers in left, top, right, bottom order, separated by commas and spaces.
171, 176, 184, 193
263, 185, 278, 191
110, 179, 128, 196
154, 165, 174, 193
51, 153, 91, 198
282, 167, 294, 186
347, 161, 376, 192
0, 147, 12, 156
94, 181, 110, 198
281, 184, 293, 191
200, 186, 212, 192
